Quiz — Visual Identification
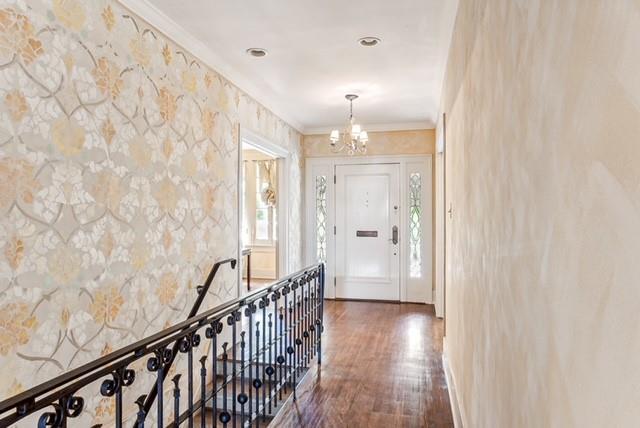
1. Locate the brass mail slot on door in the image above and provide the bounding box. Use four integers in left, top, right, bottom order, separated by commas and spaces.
356, 230, 378, 237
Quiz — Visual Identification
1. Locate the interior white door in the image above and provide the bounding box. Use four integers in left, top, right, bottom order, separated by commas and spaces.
335, 163, 400, 300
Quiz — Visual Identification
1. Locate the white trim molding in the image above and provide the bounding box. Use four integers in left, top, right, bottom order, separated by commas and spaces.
304, 121, 434, 135
241, 128, 289, 158
239, 126, 291, 294
443, 338, 465, 428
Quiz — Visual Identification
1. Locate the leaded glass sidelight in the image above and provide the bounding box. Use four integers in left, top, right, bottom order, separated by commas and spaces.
315, 175, 328, 263
409, 173, 422, 278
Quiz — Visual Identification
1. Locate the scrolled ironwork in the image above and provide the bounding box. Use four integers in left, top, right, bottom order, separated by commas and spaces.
37, 404, 62, 428
62, 395, 83, 419
177, 337, 191, 354
100, 376, 119, 398
205, 320, 223, 338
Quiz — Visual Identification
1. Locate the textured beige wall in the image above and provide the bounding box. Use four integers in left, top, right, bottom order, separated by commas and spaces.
303, 129, 435, 157
0, 0, 302, 422
440, 1, 640, 427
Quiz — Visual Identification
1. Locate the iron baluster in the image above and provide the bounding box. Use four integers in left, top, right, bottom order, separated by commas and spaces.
206, 320, 223, 428
135, 395, 147, 428
272, 291, 281, 406
115, 378, 122, 428
200, 356, 207, 428
186, 336, 196, 428
290, 282, 297, 400
278, 302, 285, 401
296, 284, 302, 373
267, 312, 274, 415
220, 342, 230, 425
316, 263, 325, 366
115, 381, 123, 428
312, 273, 317, 360
100, 367, 135, 428
307, 274, 314, 366
227, 313, 237, 428
253, 322, 261, 428
146, 347, 171, 427
302, 279, 306, 368
287, 304, 294, 399
238, 331, 248, 426
172, 375, 181, 427
158, 361, 164, 427
212, 330, 217, 428
307, 276, 313, 367
260, 297, 267, 422
298, 288, 303, 377
246, 304, 253, 421
283, 285, 289, 395
303, 278, 309, 368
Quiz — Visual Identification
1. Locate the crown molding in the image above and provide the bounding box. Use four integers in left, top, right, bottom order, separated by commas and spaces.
304, 121, 435, 135
118, 0, 305, 133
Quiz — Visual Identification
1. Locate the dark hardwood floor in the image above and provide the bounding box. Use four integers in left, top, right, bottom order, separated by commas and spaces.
270, 300, 454, 428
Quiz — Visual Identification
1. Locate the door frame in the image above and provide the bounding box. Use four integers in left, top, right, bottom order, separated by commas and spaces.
305, 154, 432, 303
238, 127, 290, 296
435, 113, 446, 318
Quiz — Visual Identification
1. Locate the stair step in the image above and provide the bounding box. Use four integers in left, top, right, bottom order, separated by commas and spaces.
199, 367, 309, 427
217, 335, 317, 362
213, 358, 301, 373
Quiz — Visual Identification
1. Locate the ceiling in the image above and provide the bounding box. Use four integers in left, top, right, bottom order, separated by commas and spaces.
127, 0, 459, 133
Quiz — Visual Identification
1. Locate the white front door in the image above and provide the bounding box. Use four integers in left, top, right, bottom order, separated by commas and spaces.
335, 164, 400, 300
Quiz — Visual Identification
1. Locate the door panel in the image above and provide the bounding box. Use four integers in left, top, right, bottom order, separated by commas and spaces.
335, 164, 400, 300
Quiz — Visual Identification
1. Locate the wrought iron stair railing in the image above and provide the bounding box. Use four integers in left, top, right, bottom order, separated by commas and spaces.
0, 261, 325, 427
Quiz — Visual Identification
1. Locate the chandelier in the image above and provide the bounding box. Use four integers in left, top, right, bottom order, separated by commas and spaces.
330, 94, 368, 155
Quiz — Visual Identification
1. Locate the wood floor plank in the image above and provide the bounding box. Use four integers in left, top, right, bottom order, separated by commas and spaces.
270, 300, 454, 428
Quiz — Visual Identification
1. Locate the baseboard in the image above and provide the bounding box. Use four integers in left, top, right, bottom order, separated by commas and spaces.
443, 338, 465, 428
332, 297, 401, 304
251, 269, 276, 279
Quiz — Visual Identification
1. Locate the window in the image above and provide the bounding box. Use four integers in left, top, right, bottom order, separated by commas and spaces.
243, 159, 277, 246
315, 175, 327, 263
255, 165, 271, 241
409, 172, 422, 278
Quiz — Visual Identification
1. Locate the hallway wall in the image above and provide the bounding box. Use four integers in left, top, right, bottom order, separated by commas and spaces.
0, 0, 303, 418
440, 1, 640, 426
303, 129, 435, 158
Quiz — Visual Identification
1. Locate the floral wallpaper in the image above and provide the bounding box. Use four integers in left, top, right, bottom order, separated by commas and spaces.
0, 0, 303, 422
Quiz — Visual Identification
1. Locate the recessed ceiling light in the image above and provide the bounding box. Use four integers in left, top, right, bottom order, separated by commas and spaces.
358, 37, 381, 47
246, 48, 268, 58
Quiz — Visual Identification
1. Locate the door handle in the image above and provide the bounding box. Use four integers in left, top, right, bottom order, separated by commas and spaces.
391, 225, 398, 245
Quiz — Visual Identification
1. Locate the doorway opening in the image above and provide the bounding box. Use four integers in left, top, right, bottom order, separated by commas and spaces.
241, 143, 278, 291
